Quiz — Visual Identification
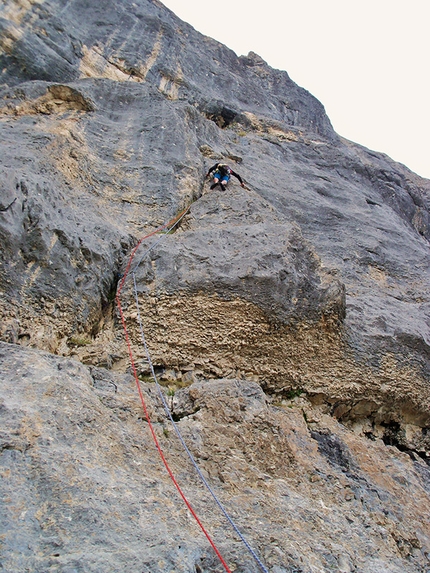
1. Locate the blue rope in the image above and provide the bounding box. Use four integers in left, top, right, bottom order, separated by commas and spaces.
129, 240, 269, 573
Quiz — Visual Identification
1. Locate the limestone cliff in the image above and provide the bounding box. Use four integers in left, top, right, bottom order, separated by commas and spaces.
0, 1, 429, 572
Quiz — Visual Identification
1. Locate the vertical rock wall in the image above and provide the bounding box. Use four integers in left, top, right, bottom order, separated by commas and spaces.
0, 1, 429, 571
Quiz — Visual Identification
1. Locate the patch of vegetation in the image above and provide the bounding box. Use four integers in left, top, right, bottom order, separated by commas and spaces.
285, 388, 304, 400
138, 374, 154, 383
68, 335, 91, 347
157, 378, 194, 390
160, 227, 177, 235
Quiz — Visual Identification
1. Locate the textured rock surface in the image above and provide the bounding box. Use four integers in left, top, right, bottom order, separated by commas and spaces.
0, 0, 429, 571
1, 342, 429, 573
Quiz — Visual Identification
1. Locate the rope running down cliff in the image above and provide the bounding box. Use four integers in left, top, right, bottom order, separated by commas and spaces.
116, 205, 269, 573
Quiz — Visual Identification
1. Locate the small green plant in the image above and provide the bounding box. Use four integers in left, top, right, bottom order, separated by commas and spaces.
69, 335, 91, 347
285, 388, 303, 400
138, 374, 154, 383
163, 427, 170, 438
158, 378, 194, 390
175, 378, 195, 389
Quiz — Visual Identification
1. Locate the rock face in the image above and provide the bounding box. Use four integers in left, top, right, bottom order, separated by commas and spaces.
0, 1, 429, 572
2, 342, 430, 573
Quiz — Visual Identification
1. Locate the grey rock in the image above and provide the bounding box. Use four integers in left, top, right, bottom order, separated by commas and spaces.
0, 0, 430, 571
0, 1, 335, 140
1, 342, 429, 573
136, 190, 346, 325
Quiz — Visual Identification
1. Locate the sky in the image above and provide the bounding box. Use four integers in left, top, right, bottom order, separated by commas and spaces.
161, 0, 429, 179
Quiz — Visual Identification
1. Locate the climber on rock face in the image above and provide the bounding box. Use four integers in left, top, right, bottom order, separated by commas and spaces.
206, 162, 246, 191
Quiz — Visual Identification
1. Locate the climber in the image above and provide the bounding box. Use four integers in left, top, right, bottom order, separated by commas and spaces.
206, 162, 246, 191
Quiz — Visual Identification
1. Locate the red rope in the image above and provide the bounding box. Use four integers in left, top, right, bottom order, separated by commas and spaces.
117, 207, 190, 296
115, 212, 232, 573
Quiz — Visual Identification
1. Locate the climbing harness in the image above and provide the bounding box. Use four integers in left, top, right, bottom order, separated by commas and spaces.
116, 204, 269, 573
